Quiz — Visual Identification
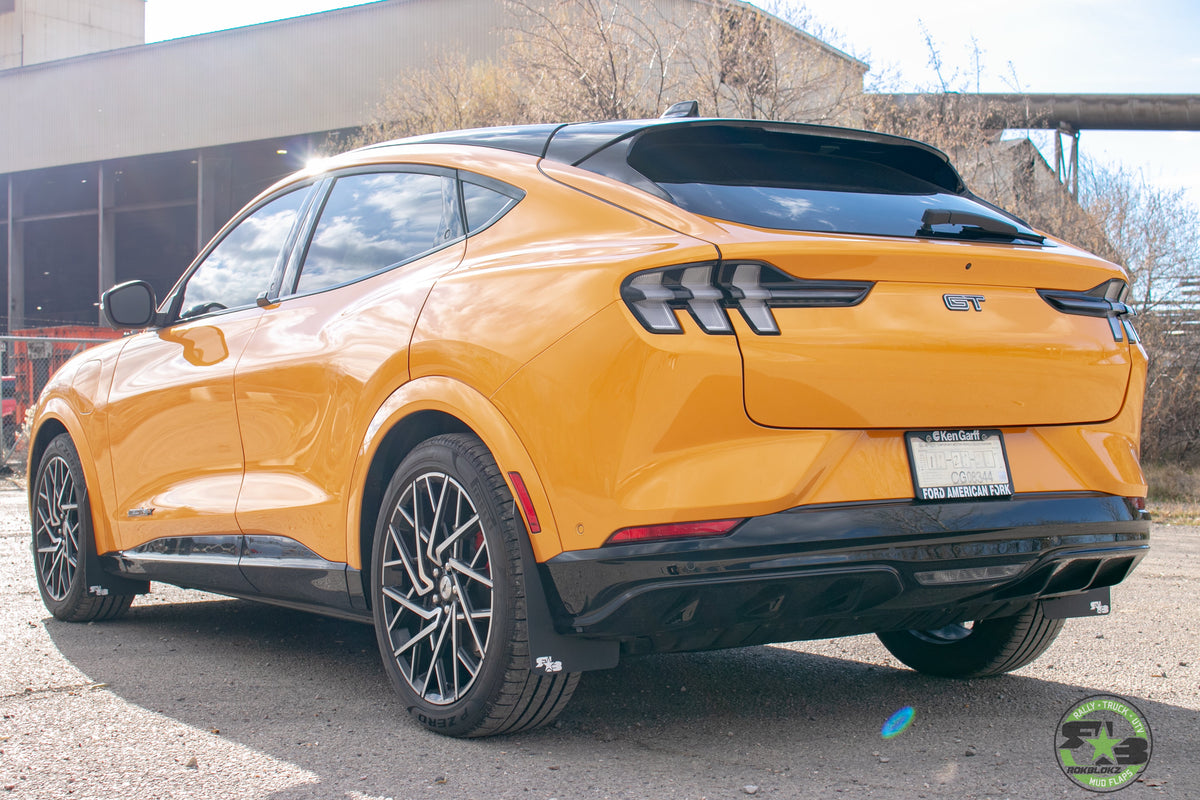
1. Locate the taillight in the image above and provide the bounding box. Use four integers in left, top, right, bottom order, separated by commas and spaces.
721, 262, 873, 335
606, 518, 744, 545
620, 261, 872, 336
621, 263, 731, 335
1039, 279, 1139, 342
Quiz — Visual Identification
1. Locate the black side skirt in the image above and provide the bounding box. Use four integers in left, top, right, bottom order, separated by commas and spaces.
108, 534, 371, 624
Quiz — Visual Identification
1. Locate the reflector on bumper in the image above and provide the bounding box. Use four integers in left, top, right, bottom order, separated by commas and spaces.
913, 564, 1024, 585
606, 518, 743, 545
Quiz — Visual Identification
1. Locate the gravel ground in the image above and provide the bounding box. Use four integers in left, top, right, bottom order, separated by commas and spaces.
0, 477, 1196, 799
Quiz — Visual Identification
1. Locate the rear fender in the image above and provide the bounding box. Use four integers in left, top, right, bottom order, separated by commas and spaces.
349, 376, 564, 566
350, 377, 620, 672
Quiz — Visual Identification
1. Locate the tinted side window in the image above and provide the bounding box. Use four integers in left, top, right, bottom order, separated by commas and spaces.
295, 172, 459, 295
462, 182, 517, 233
180, 189, 306, 318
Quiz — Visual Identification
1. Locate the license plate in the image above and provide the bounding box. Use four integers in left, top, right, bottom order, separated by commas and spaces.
905, 429, 1013, 502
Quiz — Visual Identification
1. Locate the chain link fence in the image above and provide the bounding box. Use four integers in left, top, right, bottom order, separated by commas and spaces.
1, 332, 122, 471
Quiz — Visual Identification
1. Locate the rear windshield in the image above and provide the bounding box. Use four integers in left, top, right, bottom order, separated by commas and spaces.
622, 125, 1041, 243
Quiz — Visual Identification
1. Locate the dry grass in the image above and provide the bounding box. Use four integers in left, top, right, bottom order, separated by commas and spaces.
1148, 502, 1200, 526
1145, 462, 1200, 501
1144, 462, 1200, 525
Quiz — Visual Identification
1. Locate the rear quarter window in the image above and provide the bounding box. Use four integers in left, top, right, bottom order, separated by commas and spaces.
462, 182, 518, 233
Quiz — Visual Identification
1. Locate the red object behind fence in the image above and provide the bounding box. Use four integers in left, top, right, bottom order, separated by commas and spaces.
6, 327, 122, 425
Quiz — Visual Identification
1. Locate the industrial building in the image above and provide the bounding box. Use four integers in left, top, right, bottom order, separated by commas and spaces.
6, 1, 1192, 335
1, 0, 518, 330
0, 0, 865, 332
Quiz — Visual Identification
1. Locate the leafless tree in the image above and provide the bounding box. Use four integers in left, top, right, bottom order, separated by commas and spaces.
1080, 166, 1200, 463
341, 52, 535, 150
504, 0, 676, 120
665, 0, 863, 123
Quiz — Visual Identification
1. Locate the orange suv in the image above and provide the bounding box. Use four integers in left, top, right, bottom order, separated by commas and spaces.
29, 117, 1148, 737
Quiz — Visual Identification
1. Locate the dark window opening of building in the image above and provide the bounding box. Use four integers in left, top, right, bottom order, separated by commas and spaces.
22, 164, 98, 219
227, 140, 317, 213
24, 217, 100, 328
116, 206, 198, 302
114, 153, 198, 208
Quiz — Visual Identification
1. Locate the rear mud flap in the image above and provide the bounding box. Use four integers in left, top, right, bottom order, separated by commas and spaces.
517, 530, 619, 674
1041, 586, 1111, 620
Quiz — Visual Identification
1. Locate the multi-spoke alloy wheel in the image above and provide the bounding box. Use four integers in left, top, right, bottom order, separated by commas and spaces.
379, 471, 494, 705
34, 453, 79, 601
31, 434, 135, 622
371, 434, 579, 738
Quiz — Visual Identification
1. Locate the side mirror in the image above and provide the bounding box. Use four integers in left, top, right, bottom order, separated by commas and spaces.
101, 280, 158, 329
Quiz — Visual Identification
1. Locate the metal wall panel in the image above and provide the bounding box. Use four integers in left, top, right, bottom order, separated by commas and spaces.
0, 0, 506, 174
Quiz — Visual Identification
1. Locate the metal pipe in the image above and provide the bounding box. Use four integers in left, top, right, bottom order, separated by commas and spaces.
883, 93, 1200, 131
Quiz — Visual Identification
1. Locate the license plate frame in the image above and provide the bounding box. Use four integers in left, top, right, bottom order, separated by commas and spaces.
905, 429, 1014, 502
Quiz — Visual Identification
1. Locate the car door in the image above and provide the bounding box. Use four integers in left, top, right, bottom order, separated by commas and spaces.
232, 168, 469, 569
106, 186, 312, 557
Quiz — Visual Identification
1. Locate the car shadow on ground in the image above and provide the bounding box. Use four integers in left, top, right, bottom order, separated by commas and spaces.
42, 593, 1186, 799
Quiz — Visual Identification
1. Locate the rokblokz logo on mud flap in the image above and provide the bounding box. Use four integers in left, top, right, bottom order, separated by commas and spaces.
1055, 694, 1152, 792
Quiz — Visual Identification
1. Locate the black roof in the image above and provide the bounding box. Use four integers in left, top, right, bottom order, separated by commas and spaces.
362, 118, 966, 195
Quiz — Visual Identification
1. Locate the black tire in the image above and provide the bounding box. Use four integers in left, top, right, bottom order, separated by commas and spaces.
876, 603, 1064, 678
31, 434, 135, 622
371, 433, 579, 737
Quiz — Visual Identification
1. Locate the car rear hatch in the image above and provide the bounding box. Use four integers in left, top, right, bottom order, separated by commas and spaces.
715, 236, 1134, 429
589, 120, 1136, 429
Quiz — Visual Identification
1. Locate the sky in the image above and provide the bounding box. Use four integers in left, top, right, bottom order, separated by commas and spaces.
143, 0, 1200, 208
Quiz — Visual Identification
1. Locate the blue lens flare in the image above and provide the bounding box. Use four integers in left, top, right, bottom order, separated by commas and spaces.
881, 706, 915, 739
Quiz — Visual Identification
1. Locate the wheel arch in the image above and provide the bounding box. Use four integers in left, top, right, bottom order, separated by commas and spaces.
356, 408, 471, 584
349, 377, 564, 579
27, 404, 120, 556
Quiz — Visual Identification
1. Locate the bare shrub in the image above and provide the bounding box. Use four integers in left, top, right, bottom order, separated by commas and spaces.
1144, 462, 1200, 502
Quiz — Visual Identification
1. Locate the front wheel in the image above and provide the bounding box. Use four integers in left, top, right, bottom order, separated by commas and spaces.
32, 434, 135, 621
371, 433, 578, 737
876, 603, 1063, 678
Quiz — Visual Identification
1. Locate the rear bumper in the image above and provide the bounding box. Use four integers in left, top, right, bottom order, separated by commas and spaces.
540, 492, 1149, 654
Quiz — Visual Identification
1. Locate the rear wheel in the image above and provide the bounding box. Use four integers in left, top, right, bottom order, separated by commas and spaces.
32, 434, 134, 621
876, 603, 1063, 678
371, 433, 578, 737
